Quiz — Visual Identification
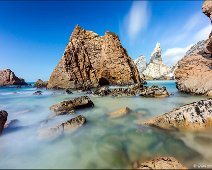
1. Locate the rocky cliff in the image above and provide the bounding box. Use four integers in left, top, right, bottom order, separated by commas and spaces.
134, 55, 147, 78
0, 69, 27, 86
174, 1, 212, 96
142, 43, 171, 80
47, 25, 141, 89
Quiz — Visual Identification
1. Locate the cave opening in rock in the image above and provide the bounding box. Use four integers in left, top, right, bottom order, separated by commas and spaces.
98, 77, 110, 86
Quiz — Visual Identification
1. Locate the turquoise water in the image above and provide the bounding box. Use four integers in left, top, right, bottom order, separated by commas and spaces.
0, 80, 211, 169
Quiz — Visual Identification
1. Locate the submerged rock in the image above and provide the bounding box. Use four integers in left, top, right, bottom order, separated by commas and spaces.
0, 69, 27, 86
108, 107, 131, 118
145, 98, 212, 131
47, 25, 141, 90
39, 115, 86, 139
33, 91, 43, 95
0, 110, 8, 134
132, 156, 187, 169
50, 96, 94, 115
34, 79, 48, 88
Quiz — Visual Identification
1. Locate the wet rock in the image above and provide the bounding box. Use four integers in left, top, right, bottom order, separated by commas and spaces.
108, 107, 131, 118
0, 110, 8, 134
39, 115, 86, 139
50, 96, 94, 115
65, 88, 73, 94
145, 98, 212, 131
34, 79, 48, 88
0, 69, 27, 86
47, 25, 141, 90
93, 86, 111, 96
139, 86, 169, 98
132, 156, 187, 169
4, 119, 19, 129
33, 91, 43, 95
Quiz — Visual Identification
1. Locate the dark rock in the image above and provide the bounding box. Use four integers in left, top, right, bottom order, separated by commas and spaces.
93, 86, 111, 96
50, 96, 94, 115
0, 110, 8, 134
33, 91, 42, 95
65, 88, 73, 94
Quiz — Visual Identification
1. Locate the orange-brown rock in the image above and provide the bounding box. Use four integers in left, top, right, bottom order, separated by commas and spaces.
174, 1, 212, 95
132, 157, 187, 169
47, 25, 141, 89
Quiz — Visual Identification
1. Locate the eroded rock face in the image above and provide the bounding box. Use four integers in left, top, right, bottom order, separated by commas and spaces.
34, 79, 48, 88
142, 43, 171, 80
175, 1, 212, 95
50, 96, 94, 115
145, 98, 212, 131
132, 157, 187, 169
0, 110, 8, 134
47, 25, 141, 89
134, 55, 147, 78
0, 69, 27, 86
39, 115, 86, 139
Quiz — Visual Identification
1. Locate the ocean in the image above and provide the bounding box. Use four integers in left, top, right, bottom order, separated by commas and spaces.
0, 80, 211, 169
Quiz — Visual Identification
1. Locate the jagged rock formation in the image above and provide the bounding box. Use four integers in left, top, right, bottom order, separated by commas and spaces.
0, 110, 8, 135
134, 55, 147, 78
47, 25, 141, 89
132, 157, 187, 169
136, 43, 171, 80
175, 1, 212, 96
0, 69, 27, 86
145, 98, 212, 131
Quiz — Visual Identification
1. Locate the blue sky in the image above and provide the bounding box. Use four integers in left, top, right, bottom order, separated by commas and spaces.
0, 0, 210, 81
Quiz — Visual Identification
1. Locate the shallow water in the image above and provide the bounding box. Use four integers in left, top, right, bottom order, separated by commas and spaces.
0, 80, 211, 169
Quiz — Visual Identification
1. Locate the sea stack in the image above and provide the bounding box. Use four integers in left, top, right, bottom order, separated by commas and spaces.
135, 43, 171, 80
0, 69, 27, 86
47, 25, 141, 89
174, 1, 212, 96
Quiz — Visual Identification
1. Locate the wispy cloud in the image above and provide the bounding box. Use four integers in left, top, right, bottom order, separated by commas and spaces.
122, 1, 150, 44
193, 24, 211, 42
163, 44, 193, 66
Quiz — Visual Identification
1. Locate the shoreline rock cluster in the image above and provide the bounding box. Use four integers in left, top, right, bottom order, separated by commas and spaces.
0, 110, 8, 135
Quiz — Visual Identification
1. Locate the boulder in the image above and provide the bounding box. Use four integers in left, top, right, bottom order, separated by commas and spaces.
47, 25, 141, 90
50, 96, 94, 115
39, 115, 86, 139
132, 157, 187, 169
145, 98, 212, 131
139, 86, 170, 98
93, 86, 111, 96
142, 43, 171, 80
174, 1, 212, 95
108, 107, 131, 118
0, 69, 27, 86
0, 110, 8, 134
34, 79, 48, 88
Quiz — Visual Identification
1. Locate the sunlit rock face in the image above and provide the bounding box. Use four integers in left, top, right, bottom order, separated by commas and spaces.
134, 55, 147, 77
174, 1, 212, 96
142, 43, 171, 80
47, 25, 141, 89
0, 69, 27, 86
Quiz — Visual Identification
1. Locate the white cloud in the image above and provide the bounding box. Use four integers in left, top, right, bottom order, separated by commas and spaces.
193, 24, 211, 42
123, 1, 150, 43
183, 12, 202, 32
163, 44, 193, 66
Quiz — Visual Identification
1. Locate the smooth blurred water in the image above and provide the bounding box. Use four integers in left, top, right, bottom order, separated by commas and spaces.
0, 80, 211, 169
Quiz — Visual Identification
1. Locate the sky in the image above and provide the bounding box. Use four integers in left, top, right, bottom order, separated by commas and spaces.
0, 0, 211, 82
